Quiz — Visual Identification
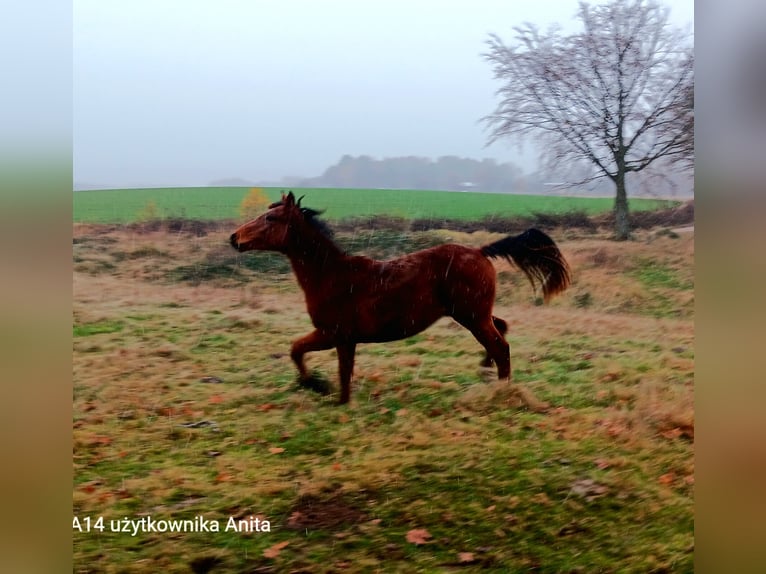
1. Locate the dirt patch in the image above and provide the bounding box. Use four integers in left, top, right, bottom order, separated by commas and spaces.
285, 493, 368, 531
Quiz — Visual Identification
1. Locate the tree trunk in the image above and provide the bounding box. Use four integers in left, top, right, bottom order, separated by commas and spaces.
613, 169, 630, 241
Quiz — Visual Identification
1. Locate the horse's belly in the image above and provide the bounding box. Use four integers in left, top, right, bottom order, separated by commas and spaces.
354, 296, 445, 343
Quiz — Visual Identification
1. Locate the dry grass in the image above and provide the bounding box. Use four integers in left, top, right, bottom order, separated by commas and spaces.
73, 222, 694, 572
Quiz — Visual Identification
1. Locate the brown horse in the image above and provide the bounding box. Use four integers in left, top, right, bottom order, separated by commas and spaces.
230, 191, 571, 404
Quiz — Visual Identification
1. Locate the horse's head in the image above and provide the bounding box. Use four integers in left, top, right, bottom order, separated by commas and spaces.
229, 191, 319, 253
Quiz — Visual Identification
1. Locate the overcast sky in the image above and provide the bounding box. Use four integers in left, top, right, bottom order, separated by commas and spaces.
73, 0, 693, 188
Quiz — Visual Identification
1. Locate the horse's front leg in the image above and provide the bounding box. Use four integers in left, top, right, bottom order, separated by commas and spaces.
336, 342, 357, 405
290, 329, 335, 384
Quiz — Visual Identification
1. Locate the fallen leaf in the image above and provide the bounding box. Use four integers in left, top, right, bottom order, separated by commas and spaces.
367, 371, 385, 383
406, 528, 432, 545
262, 540, 290, 558
594, 458, 611, 470
600, 371, 621, 383
268, 447, 285, 454
660, 428, 683, 440
114, 488, 131, 499
209, 395, 223, 404
90, 435, 112, 446
458, 552, 476, 563
79, 481, 100, 494
257, 403, 276, 412
332, 462, 342, 471
658, 472, 676, 485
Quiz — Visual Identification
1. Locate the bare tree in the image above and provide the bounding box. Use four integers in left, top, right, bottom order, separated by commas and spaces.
483, 0, 694, 240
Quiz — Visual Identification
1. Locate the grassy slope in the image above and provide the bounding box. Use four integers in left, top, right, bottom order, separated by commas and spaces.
73, 223, 694, 572
73, 186, 677, 223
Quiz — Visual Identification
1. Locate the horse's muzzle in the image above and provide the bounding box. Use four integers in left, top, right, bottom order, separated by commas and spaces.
229, 233, 240, 250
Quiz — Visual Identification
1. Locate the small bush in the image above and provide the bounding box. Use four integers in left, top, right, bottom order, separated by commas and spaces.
239, 187, 270, 220
137, 200, 160, 222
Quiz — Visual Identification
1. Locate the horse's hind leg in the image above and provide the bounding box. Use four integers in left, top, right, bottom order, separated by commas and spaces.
480, 316, 509, 367
493, 316, 508, 337
467, 319, 511, 380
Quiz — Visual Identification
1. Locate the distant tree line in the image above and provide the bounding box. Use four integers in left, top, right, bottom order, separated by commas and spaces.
298, 155, 534, 192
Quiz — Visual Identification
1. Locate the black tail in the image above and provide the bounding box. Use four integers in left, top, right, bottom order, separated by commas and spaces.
481, 228, 571, 302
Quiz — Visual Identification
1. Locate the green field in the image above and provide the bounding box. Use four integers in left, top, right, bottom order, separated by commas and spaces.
73, 187, 677, 223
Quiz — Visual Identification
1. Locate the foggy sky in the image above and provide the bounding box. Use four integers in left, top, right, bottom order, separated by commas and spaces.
73, 0, 693, 189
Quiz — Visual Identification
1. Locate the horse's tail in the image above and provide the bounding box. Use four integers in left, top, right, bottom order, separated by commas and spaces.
480, 228, 571, 302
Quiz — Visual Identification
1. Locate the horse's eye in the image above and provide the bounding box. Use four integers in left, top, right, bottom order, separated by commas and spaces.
265, 214, 277, 222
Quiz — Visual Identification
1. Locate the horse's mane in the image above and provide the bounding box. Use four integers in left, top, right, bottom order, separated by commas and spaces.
269, 197, 339, 248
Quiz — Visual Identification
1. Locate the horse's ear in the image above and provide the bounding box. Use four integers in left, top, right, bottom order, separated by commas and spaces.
284, 191, 296, 207
296, 195, 305, 208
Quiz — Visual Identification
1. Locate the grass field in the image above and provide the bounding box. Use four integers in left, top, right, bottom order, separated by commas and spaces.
73, 216, 694, 572
73, 187, 678, 223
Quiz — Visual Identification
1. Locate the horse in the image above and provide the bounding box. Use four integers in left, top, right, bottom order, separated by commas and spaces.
230, 191, 571, 405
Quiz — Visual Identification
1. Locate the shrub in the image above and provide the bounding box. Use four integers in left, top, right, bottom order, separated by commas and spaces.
239, 187, 270, 220
137, 200, 161, 224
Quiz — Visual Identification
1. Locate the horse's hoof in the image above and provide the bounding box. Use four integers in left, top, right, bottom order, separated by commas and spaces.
297, 371, 332, 395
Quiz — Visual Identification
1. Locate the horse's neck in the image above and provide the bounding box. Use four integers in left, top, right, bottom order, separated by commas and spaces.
285, 233, 346, 295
